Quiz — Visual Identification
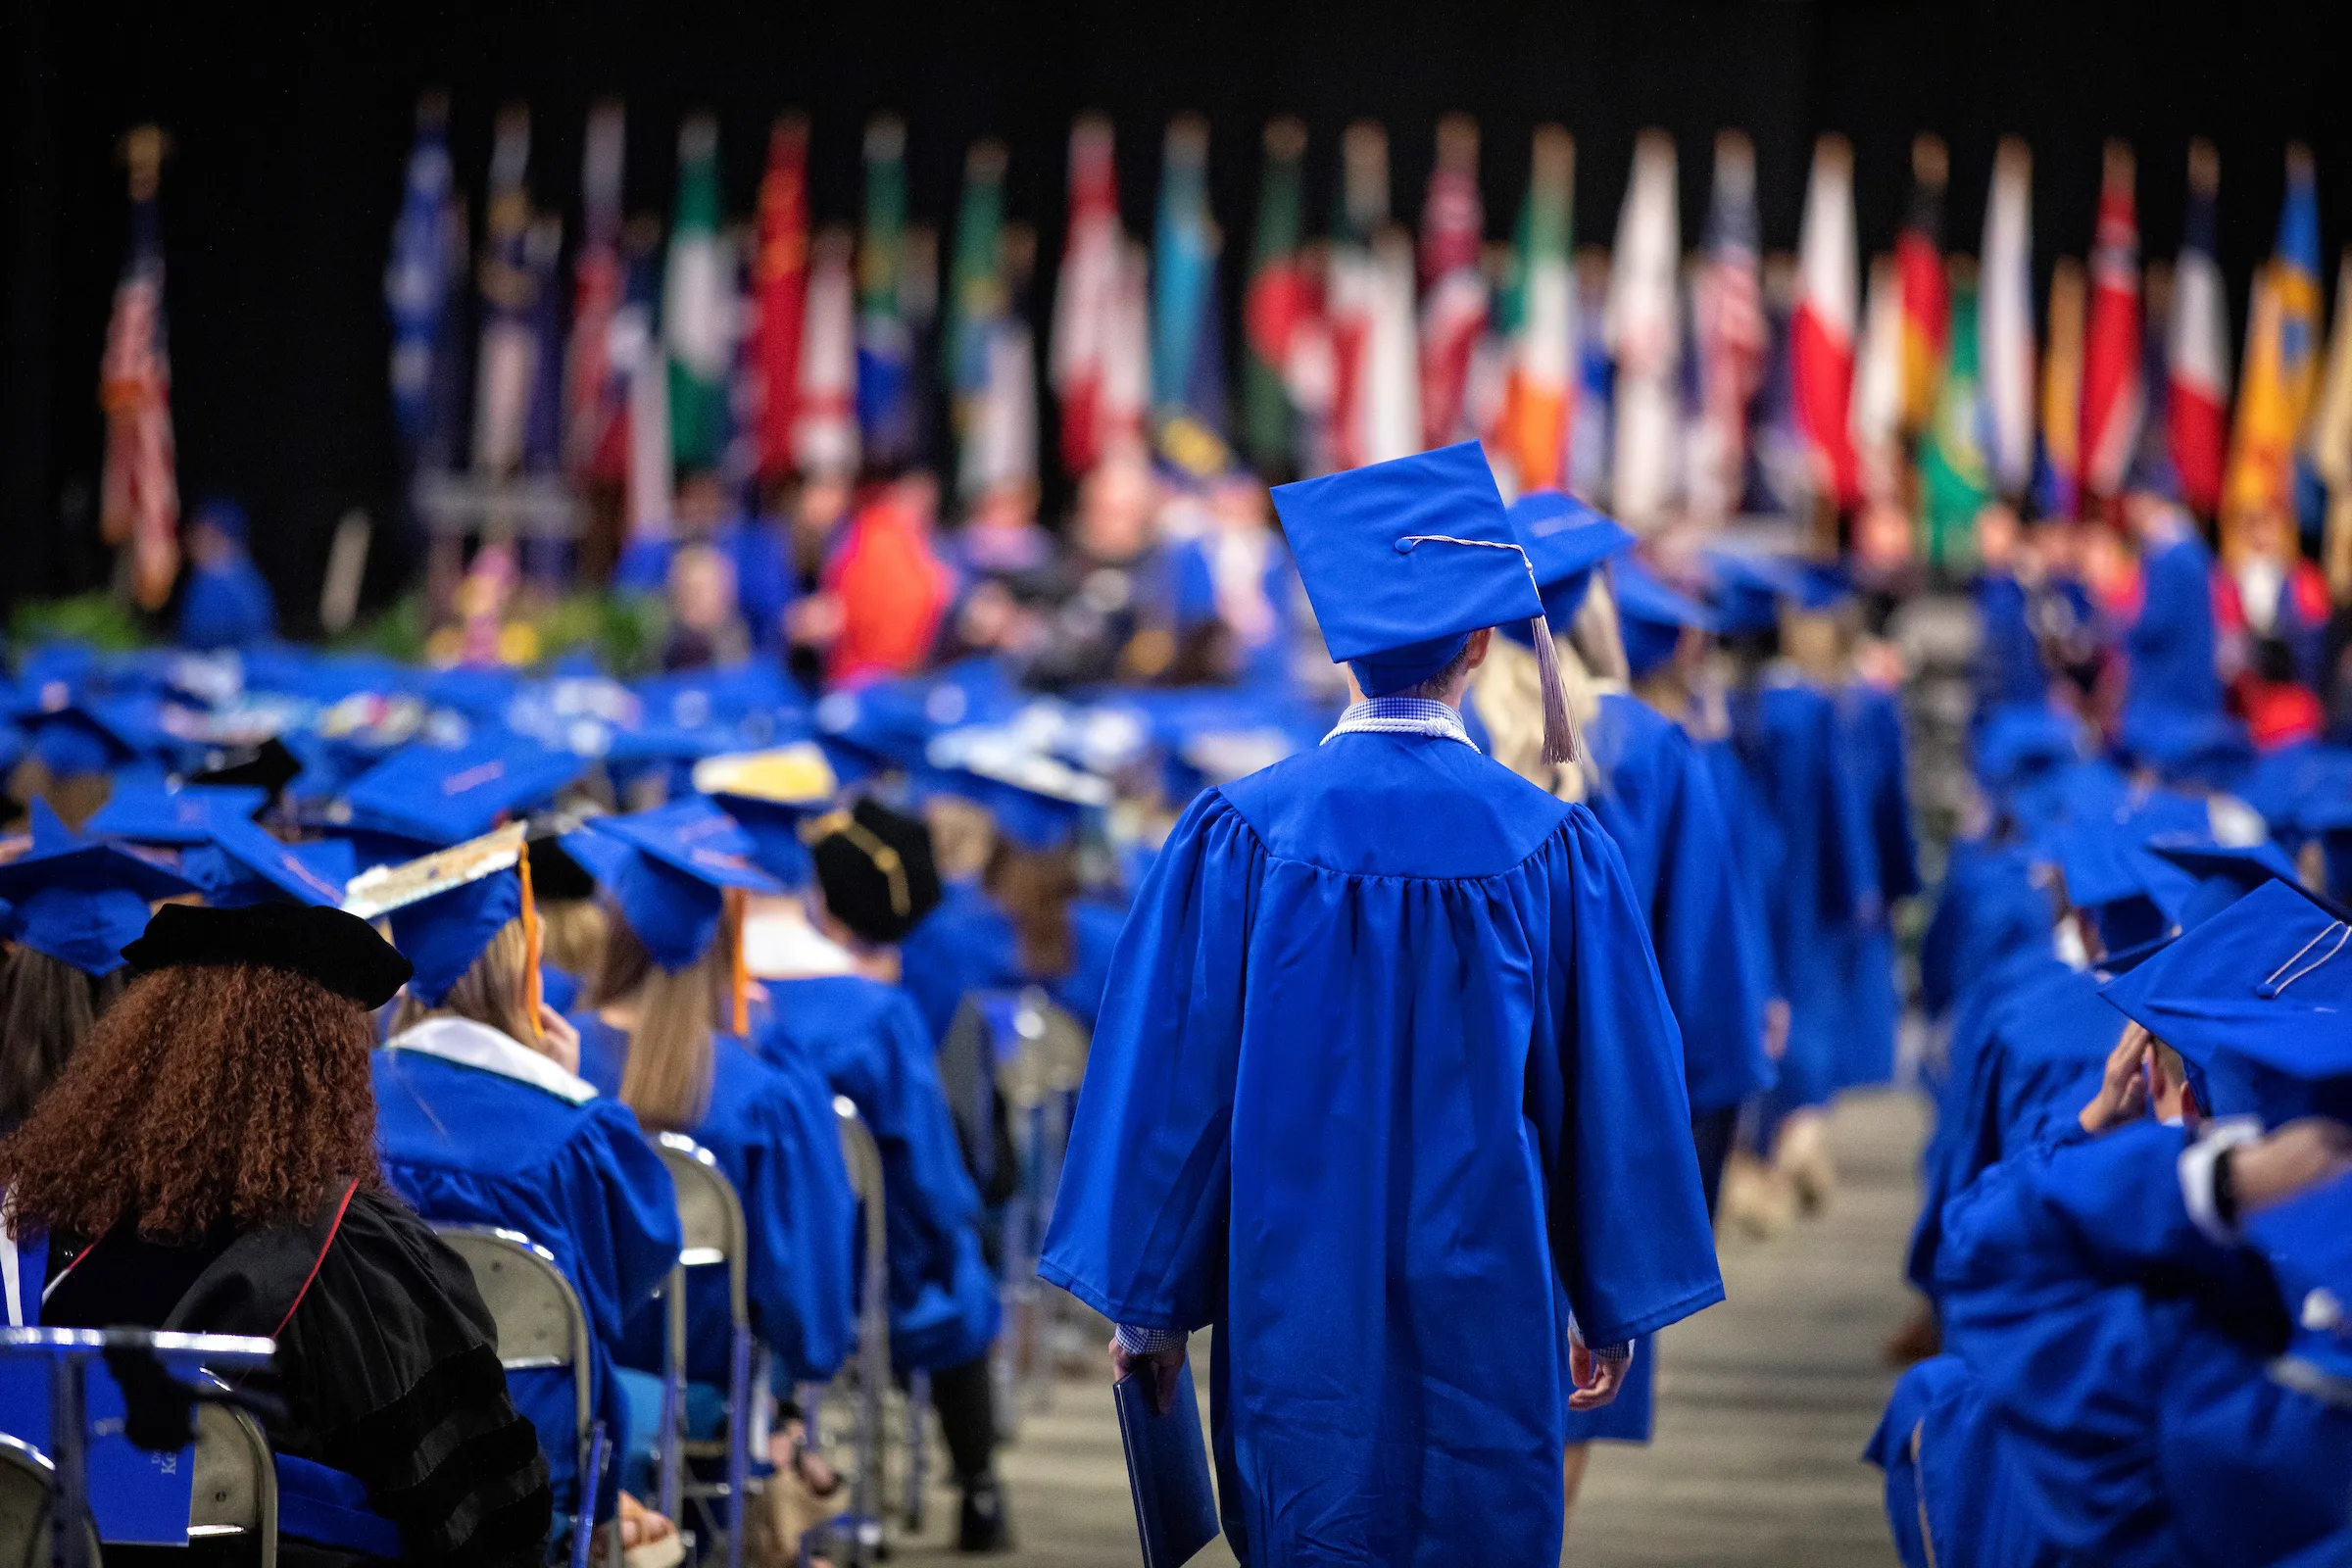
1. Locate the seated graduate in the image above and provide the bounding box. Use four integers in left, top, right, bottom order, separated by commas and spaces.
0, 902, 550, 1564
722, 782, 1010, 1550
0, 803, 194, 1130
1923, 881, 2352, 1567
896, 749, 1127, 1045
559, 801, 858, 1419
365, 827, 681, 1540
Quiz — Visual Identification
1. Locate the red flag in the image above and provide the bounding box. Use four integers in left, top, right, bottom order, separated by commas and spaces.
2080, 139, 2144, 505
1792, 135, 1861, 512
1050, 116, 1125, 477
566, 101, 626, 484
752, 115, 811, 484
1894, 135, 1949, 435
100, 126, 178, 611
2168, 139, 2230, 518
1417, 115, 1487, 448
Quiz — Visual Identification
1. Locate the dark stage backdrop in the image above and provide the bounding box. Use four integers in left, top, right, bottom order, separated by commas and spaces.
5, 0, 2352, 629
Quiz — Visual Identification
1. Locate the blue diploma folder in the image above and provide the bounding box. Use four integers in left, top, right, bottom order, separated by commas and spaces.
1113, 1359, 1221, 1567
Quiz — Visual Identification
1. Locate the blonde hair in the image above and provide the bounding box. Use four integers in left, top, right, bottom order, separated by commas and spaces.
591, 897, 736, 1134
537, 899, 609, 978
391, 916, 538, 1045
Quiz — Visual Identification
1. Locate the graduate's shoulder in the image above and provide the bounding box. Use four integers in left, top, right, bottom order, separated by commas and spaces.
1212, 732, 1590, 880
764, 970, 921, 1042
371, 1048, 641, 1173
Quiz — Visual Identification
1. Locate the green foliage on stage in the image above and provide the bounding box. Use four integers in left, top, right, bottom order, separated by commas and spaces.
331, 591, 433, 662
536, 590, 663, 674
11, 593, 151, 652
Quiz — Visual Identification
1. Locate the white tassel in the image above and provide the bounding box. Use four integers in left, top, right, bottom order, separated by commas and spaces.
1529, 616, 1581, 766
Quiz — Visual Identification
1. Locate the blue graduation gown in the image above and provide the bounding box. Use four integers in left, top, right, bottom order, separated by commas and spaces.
1831, 685, 1920, 1090
1867, 1354, 2034, 1568
1040, 730, 1722, 1566
373, 1043, 680, 1518
899, 879, 1127, 1044
1563, 695, 1774, 1447
1974, 571, 2048, 710
1936, 1124, 2351, 1565
756, 974, 1002, 1372
571, 1017, 858, 1386
177, 559, 277, 651
614, 521, 795, 652
1732, 679, 1868, 1115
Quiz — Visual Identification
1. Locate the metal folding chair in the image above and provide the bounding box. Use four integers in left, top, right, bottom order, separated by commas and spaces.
993, 988, 1091, 1413
432, 1226, 607, 1568
650, 1132, 760, 1568
825, 1099, 891, 1563
0, 1433, 98, 1568
188, 1393, 278, 1568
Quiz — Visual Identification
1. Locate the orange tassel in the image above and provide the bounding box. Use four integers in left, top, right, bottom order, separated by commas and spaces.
518, 851, 543, 1040
726, 887, 749, 1036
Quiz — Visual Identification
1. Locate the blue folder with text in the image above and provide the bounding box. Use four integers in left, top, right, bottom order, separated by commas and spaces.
1112, 1360, 1221, 1567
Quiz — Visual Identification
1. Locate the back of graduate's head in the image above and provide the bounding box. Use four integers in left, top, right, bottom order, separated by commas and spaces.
390, 914, 539, 1049
0, 946, 125, 1129
0, 904, 410, 1243
589, 896, 731, 1134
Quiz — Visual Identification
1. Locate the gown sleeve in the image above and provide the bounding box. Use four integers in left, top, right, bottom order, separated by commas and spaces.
1039, 789, 1260, 1332
565, 1102, 686, 1348
276, 1193, 553, 1566
1534, 811, 1725, 1348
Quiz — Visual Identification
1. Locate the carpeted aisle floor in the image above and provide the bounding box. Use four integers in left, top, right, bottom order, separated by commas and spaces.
892, 1090, 1924, 1566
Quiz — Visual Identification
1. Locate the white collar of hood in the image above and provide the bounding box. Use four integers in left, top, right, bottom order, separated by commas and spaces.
385, 1016, 598, 1106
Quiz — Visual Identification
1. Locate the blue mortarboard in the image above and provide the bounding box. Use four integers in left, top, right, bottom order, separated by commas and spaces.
0, 803, 196, 975
342, 733, 586, 849
24, 693, 182, 778
1502, 492, 1635, 636
1273, 443, 1546, 697
2036, 814, 2198, 957
565, 800, 784, 970
192, 498, 249, 542
926, 729, 1114, 853
345, 825, 532, 1009
2142, 834, 2340, 931
1613, 559, 1716, 678
1703, 550, 1812, 637
2100, 880, 2352, 1120
206, 824, 354, 908
1974, 706, 2090, 795
2119, 707, 2255, 791
2246, 1175, 2352, 1385
694, 744, 840, 888
87, 784, 269, 846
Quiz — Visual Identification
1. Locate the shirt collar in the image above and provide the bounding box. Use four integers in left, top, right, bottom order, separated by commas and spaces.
1323, 697, 1478, 751
385, 1015, 599, 1106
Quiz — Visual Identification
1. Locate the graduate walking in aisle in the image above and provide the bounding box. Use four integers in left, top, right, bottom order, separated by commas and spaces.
1041, 444, 1722, 1566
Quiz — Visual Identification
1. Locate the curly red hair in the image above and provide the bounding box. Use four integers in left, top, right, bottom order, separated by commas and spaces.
0, 964, 383, 1243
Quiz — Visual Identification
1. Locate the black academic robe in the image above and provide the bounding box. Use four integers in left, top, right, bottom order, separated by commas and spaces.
44, 1183, 551, 1566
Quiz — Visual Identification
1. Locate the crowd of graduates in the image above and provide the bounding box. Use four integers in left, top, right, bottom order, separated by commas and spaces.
1880, 456, 2352, 1560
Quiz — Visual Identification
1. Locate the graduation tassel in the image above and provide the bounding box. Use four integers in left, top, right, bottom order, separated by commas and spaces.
517, 849, 544, 1041
1529, 615, 1581, 766
726, 886, 750, 1036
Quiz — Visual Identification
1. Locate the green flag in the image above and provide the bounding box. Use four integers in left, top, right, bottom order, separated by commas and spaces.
663, 115, 731, 471
1918, 272, 1988, 568
1242, 118, 1307, 474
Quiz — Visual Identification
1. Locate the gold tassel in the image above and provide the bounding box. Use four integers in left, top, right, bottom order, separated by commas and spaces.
726, 886, 750, 1036
1529, 616, 1581, 766
518, 851, 543, 1041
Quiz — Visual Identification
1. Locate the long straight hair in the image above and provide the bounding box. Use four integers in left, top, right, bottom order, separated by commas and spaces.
0, 949, 125, 1130
389, 917, 538, 1046
591, 899, 732, 1134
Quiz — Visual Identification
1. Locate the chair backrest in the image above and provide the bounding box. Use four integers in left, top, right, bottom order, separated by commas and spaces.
433, 1226, 594, 1443
189, 1398, 276, 1568
993, 989, 1089, 1112
0, 1434, 98, 1568
653, 1134, 749, 1326
833, 1099, 886, 1263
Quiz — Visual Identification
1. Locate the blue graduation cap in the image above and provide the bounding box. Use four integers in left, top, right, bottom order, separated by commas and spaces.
1273, 443, 1545, 695
24, 693, 181, 778
1973, 706, 2090, 796
206, 822, 354, 908
2099, 880, 2352, 1121
2118, 706, 2255, 791
925, 728, 1115, 853
0, 802, 196, 975
87, 783, 269, 846
341, 732, 586, 850
693, 744, 841, 887
1613, 559, 1716, 678
564, 800, 785, 972
1502, 491, 1635, 633
2142, 834, 2340, 932
2245, 1174, 2352, 1387
1702, 550, 1812, 637
345, 824, 533, 1010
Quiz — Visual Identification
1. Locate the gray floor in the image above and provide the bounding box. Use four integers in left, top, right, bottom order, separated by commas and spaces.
895, 1091, 1922, 1566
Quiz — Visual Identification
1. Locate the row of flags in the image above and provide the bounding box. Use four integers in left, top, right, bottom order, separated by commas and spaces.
96, 103, 2350, 602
